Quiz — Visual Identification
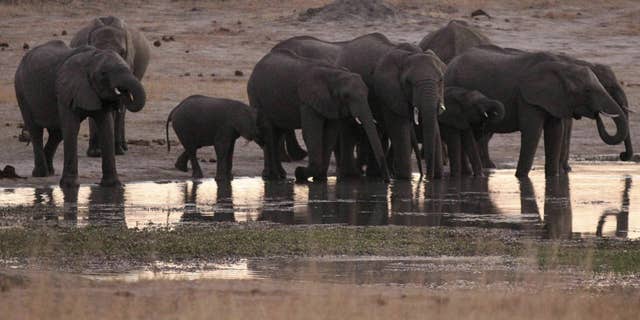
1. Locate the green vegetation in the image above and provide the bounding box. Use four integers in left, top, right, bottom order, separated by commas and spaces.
2, 225, 640, 273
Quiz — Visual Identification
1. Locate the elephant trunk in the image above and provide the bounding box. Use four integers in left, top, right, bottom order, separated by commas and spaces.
362, 120, 390, 182
595, 94, 628, 145
416, 80, 443, 179
113, 74, 146, 112
610, 88, 634, 161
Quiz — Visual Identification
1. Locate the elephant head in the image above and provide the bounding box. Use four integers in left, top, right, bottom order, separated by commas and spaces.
299, 68, 391, 181
86, 16, 133, 66
56, 48, 146, 113
591, 63, 634, 161
419, 20, 492, 64
233, 107, 263, 147
520, 61, 628, 146
440, 87, 505, 130
373, 48, 447, 179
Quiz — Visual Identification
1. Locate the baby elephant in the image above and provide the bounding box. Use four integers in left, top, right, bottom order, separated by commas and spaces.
166, 95, 261, 181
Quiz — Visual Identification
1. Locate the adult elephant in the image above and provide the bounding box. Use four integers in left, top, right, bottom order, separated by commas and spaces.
273, 33, 446, 180
445, 45, 628, 178
248, 49, 390, 182
438, 87, 504, 177
70, 16, 150, 157
15, 41, 146, 187
474, 49, 635, 170
419, 20, 491, 64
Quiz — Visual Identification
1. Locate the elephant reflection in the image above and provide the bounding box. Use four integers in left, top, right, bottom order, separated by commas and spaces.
180, 181, 235, 223
596, 176, 632, 238
32, 187, 59, 221
540, 177, 572, 239
335, 178, 389, 225
58, 185, 126, 227
259, 181, 295, 224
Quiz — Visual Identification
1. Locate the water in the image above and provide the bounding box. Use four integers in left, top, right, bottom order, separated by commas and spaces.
1, 164, 638, 239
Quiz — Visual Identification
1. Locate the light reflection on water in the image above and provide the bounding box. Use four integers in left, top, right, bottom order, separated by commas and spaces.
0, 164, 638, 239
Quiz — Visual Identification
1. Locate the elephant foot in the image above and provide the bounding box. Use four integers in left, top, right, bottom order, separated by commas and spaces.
32, 166, 50, 177
215, 174, 233, 183
87, 147, 101, 158
562, 163, 572, 173
59, 176, 79, 188
175, 161, 188, 172
482, 160, 497, 169
294, 167, 308, 183
115, 145, 126, 156
100, 177, 122, 187
620, 151, 633, 161
515, 170, 530, 179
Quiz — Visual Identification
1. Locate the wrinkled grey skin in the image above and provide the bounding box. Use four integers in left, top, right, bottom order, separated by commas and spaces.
166, 95, 261, 181
438, 87, 505, 177
70, 16, 150, 157
15, 40, 146, 187
419, 20, 492, 64
445, 45, 628, 178
247, 49, 390, 182
475, 48, 634, 170
273, 33, 446, 180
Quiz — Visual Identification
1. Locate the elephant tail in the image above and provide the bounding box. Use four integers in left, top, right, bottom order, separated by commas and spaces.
166, 105, 178, 153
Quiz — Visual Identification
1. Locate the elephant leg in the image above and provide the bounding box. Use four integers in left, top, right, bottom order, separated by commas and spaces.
516, 111, 544, 178
478, 133, 496, 169
277, 137, 291, 162
337, 123, 361, 178
114, 107, 126, 155
175, 150, 189, 172
543, 117, 564, 178
461, 129, 483, 177
296, 107, 324, 182
386, 117, 412, 180
95, 112, 120, 186
189, 148, 203, 179
432, 125, 444, 179
260, 115, 286, 180
60, 112, 82, 188
461, 153, 473, 176
44, 128, 62, 175
214, 134, 235, 182
285, 130, 307, 161
30, 126, 49, 177
560, 119, 572, 173
442, 128, 462, 178
364, 135, 386, 177
86, 118, 101, 158
320, 120, 340, 180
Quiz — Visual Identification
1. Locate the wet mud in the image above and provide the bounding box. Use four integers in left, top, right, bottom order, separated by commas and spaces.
1, 164, 638, 239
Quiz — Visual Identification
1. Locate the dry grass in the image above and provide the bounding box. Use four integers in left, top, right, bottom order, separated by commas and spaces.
1, 271, 639, 320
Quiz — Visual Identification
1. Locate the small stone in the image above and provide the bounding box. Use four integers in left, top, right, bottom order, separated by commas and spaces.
184, 72, 190, 76
197, 73, 203, 77
234, 70, 243, 76
22, 43, 29, 50
219, 27, 230, 32
53, 33, 58, 36
210, 73, 216, 77
61, 30, 67, 35
237, 20, 242, 25
209, 158, 217, 163
185, 50, 190, 53
504, 18, 510, 22
153, 40, 161, 47
0, 42, 9, 48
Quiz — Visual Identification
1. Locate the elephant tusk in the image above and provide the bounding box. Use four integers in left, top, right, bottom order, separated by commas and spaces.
372, 119, 377, 124
413, 107, 419, 125
600, 111, 621, 118
114, 87, 122, 95
483, 112, 489, 118
439, 103, 446, 115
355, 117, 362, 125
129, 93, 134, 102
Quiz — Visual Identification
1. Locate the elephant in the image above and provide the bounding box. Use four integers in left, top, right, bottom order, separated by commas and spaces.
419, 20, 492, 64
14, 40, 146, 187
273, 33, 446, 180
166, 95, 261, 181
445, 45, 629, 178
279, 131, 308, 162
474, 49, 635, 170
70, 16, 150, 157
247, 49, 390, 182
437, 87, 505, 177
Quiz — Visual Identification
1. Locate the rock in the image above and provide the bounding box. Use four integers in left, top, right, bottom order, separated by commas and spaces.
298, 0, 397, 22
0, 165, 25, 179
471, 9, 492, 19
22, 43, 29, 50
184, 72, 190, 76
153, 40, 161, 47
210, 73, 216, 77
185, 50, 190, 53
127, 139, 150, 146
234, 70, 243, 76
197, 73, 203, 77
0, 42, 8, 48
219, 27, 231, 33
61, 30, 67, 35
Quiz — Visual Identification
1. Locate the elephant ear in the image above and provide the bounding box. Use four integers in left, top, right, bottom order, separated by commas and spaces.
373, 50, 410, 117
298, 69, 342, 119
519, 61, 575, 119
56, 51, 102, 112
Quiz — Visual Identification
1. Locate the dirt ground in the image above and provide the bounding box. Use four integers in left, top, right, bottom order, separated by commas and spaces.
0, 0, 639, 187
1, 270, 640, 320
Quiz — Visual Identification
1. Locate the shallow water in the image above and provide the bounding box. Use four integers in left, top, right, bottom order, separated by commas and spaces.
0, 164, 638, 239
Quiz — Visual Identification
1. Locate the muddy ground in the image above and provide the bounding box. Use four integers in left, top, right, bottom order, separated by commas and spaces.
0, 0, 639, 187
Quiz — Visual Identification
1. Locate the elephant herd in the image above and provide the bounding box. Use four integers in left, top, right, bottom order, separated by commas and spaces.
14, 17, 633, 187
